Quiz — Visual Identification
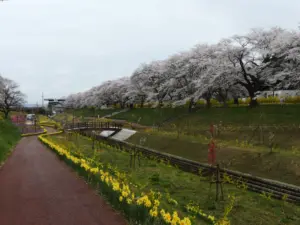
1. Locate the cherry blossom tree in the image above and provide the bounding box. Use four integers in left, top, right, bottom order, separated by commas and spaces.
220, 27, 300, 107
63, 26, 300, 110
0, 76, 26, 118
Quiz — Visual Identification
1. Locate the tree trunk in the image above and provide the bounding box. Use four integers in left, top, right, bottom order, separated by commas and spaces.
4, 110, 9, 119
159, 99, 163, 108
249, 98, 259, 107
245, 86, 259, 108
206, 98, 211, 108
234, 98, 239, 105
249, 90, 259, 107
188, 97, 194, 113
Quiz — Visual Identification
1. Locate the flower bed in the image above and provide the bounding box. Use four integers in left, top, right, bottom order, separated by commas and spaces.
38, 132, 197, 225
39, 121, 62, 130
21, 126, 47, 137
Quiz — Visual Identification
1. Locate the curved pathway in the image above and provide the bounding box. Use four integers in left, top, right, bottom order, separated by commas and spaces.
0, 134, 126, 225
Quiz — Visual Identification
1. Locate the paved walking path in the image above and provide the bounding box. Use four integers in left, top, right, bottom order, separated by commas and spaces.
0, 134, 126, 225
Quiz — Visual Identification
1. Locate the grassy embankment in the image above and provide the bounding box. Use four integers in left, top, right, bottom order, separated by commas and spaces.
112, 106, 300, 185
57, 105, 300, 185
45, 132, 300, 225
0, 114, 21, 165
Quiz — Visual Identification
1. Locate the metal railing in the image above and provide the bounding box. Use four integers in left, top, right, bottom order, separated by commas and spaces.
64, 121, 123, 130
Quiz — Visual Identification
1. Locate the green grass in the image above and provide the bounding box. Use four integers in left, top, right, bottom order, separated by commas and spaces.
112, 105, 300, 127
107, 105, 300, 185
169, 105, 300, 127
69, 108, 120, 118
111, 108, 188, 126
60, 105, 300, 126
0, 118, 21, 164
127, 130, 300, 186
46, 133, 300, 225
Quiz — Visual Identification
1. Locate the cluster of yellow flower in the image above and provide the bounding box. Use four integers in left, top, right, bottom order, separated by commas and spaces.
39, 133, 193, 225
99, 169, 135, 205
160, 210, 191, 225
21, 126, 47, 137
137, 194, 152, 208
185, 202, 216, 224
149, 199, 160, 217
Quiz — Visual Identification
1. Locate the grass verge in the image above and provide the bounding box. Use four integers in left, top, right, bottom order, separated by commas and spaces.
0, 119, 21, 166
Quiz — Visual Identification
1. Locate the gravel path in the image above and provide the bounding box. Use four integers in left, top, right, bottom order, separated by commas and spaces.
0, 135, 127, 225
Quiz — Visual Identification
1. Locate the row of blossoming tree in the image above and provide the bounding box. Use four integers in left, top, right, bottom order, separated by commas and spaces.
64, 26, 300, 111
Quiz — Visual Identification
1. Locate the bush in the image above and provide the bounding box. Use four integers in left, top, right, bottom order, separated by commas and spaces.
163, 102, 172, 108
285, 96, 300, 104
113, 104, 121, 109
147, 102, 154, 108
210, 99, 221, 106
257, 96, 280, 104
195, 100, 206, 107
184, 100, 191, 108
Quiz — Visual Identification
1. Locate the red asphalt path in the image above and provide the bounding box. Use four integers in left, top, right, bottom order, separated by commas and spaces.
0, 136, 126, 225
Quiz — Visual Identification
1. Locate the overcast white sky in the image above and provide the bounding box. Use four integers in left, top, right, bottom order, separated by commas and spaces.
0, 0, 299, 104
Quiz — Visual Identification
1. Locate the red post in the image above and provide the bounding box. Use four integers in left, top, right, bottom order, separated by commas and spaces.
208, 139, 216, 165
208, 124, 216, 166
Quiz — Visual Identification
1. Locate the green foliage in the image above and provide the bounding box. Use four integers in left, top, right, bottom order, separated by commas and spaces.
196, 100, 206, 106
113, 103, 121, 109
162, 102, 172, 108
257, 96, 280, 104
149, 173, 160, 184
210, 99, 221, 106
0, 119, 21, 164
285, 96, 300, 104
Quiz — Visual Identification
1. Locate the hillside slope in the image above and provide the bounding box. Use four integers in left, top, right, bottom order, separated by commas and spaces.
0, 118, 21, 164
